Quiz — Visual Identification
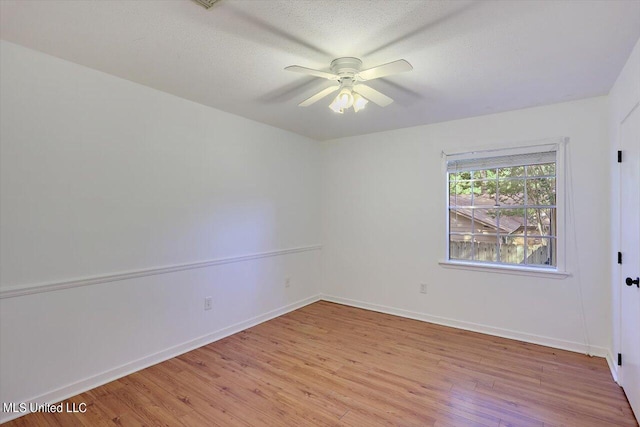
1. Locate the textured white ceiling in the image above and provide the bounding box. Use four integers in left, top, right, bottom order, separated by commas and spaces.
1, 0, 639, 140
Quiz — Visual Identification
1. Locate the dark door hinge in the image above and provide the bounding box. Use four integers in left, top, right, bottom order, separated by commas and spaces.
618, 150, 622, 163
618, 353, 622, 366
618, 252, 622, 264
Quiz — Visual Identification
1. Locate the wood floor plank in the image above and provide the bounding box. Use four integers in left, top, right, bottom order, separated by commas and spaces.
3, 301, 637, 426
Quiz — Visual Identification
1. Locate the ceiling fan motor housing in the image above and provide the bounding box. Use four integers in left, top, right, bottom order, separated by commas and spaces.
330, 57, 363, 81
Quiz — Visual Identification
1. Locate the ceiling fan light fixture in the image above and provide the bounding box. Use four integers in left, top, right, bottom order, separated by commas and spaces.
328, 88, 357, 113
338, 88, 354, 109
328, 97, 344, 113
353, 92, 368, 112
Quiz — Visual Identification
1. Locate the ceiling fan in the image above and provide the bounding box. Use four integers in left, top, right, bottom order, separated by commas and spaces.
285, 57, 413, 113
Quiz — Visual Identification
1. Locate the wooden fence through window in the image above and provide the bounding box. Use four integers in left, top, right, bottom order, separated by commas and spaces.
449, 241, 550, 265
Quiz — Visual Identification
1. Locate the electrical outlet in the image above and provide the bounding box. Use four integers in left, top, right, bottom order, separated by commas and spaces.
285, 277, 291, 288
420, 284, 428, 294
204, 296, 213, 311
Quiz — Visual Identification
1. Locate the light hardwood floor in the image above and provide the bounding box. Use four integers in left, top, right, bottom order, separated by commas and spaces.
4, 301, 637, 426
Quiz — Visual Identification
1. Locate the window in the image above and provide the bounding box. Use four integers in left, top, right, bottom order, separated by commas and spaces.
445, 141, 565, 273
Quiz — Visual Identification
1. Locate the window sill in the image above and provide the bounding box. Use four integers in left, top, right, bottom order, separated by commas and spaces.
438, 260, 571, 279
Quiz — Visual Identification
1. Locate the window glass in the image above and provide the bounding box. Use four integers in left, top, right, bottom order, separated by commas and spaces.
447, 152, 557, 269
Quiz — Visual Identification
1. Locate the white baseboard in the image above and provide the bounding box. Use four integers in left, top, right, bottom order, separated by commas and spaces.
0, 294, 321, 424
606, 350, 620, 384
320, 294, 610, 359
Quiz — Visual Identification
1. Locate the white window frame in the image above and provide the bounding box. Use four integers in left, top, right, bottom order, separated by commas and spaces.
440, 138, 569, 278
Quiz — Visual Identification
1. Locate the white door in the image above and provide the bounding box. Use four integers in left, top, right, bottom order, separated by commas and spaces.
620, 103, 640, 420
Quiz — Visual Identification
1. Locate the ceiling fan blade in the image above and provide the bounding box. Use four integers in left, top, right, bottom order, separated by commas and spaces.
299, 86, 339, 107
285, 65, 339, 81
357, 59, 413, 81
354, 85, 394, 107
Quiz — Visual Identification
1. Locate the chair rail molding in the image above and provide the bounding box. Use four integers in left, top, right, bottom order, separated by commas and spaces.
0, 245, 322, 299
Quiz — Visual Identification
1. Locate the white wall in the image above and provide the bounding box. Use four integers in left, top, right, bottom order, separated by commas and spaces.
0, 40, 321, 420
321, 97, 611, 356
608, 37, 640, 381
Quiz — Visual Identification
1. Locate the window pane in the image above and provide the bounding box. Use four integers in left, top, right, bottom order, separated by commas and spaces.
527, 162, 555, 177
449, 171, 472, 182
526, 178, 556, 206
497, 208, 526, 235
471, 180, 497, 205
450, 237, 498, 262
498, 165, 525, 178
499, 235, 526, 265
474, 238, 498, 263
449, 209, 474, 234
526, 208, 555, 237
473, 208, 498, 234
450, 193, 473, 207
470, 169, 497, 180
497, 179, 525, 206
526, 238, 556, 266
449, 236, 473, 261
449, 178, 472, 197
